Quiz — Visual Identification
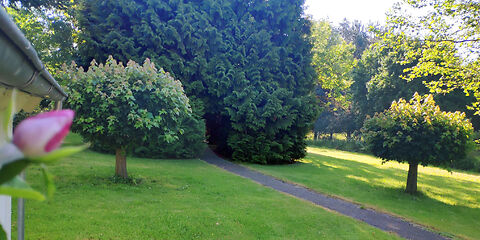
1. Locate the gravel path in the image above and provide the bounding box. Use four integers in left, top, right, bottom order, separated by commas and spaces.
201, 148, 449, 240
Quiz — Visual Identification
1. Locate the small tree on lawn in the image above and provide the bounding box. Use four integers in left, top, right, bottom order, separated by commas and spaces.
362, 93, 473, 194
59, 56, 194, 178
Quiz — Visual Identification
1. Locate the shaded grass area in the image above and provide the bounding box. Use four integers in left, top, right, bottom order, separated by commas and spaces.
306, 139, 367, 154
247, 146, 480, 240
457, 150, 480, 172
12, 136, 400, 239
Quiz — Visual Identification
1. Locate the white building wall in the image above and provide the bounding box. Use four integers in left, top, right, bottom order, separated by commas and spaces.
0, 196, 11, 240
0, 88, 12, 240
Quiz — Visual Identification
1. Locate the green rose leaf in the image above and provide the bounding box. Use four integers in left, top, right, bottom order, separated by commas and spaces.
0, 159, 29, 185
28, 145, 88, 164
0, 176, 45, 201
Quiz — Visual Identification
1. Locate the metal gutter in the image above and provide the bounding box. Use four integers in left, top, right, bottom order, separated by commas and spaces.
0, 6, 67, 101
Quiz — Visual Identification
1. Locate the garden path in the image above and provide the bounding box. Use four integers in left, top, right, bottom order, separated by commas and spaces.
201, 148, 449, 240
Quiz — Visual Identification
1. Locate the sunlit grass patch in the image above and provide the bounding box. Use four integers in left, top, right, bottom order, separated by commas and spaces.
307, 147, 480, 209
248, 146, 480, 240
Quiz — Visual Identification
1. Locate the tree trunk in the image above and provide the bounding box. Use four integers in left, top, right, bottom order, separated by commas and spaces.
346, 131, 351, 140
314, 132, 318, 141
405, 162, 418, 194
329, 133, 333, 140
115, 147, 128, 178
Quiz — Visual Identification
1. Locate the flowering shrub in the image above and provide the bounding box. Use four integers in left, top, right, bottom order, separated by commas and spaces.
58, 57, 205, 178
362, 93, 474, 193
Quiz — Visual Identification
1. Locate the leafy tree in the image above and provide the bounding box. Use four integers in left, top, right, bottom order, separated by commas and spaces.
311, 20, 355, 108
313, 110, 334, 140
362, 93, 473, 194
313, 106, 357, 140
310, 20, 355, 139
337, 19, 374, 59
76, 0, 318, 164
351, 34, 480, 130
387, 0, 480, 113
333, 106, 358, 139
5, 5, 76, 72
351, 35, 428, 128
435, 89, 480, 128
58, 57, 202, 178
6, 0, 71, 9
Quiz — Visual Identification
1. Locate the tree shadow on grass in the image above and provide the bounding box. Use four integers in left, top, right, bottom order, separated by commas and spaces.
275, 151, 480, 238
302, 151, 480, 207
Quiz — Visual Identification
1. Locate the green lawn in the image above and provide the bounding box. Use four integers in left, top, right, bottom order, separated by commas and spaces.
247, 146, 480, 240
12, 136, 400, 239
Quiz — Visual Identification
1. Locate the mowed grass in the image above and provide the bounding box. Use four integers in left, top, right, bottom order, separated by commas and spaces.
12, 135, 401, 240
247, 146, 480, 240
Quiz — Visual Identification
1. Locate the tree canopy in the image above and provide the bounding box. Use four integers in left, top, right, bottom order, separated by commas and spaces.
5, 5, 76, 72
311, 20, 356, 109
8, 0, 71, 9
387, 0, 480, 113
362, 93, 473, 193
310, 20, 358, 138
58, 57, 203, 177
351, 35, 428, 127
76, 0, 318, 164
351, 32, 480, 130
337, 19, 374, 59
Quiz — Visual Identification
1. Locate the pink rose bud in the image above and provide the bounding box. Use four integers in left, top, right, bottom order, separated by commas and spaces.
13, 110, 75, 156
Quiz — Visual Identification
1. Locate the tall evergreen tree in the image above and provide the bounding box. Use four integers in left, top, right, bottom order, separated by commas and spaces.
76, 0, 318, 164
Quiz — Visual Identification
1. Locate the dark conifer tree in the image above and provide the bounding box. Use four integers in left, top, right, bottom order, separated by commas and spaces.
76, 0, 318, 164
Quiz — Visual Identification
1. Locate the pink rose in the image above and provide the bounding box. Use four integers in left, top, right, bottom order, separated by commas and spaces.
13, 110, 75, 156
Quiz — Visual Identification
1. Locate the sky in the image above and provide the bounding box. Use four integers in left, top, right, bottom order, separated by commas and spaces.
304, 0, 400, 25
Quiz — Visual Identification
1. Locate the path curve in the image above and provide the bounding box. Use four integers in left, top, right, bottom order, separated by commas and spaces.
201, 148, 449, 240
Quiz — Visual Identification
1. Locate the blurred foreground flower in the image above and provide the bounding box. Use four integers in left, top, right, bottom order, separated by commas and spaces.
1, 104, 86, 201
0, 91, 86, 239
13, 110, 75, 156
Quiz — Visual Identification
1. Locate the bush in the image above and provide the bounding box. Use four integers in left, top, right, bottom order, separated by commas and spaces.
452, 152, 480, 172
58, 57, 205, 177
90, 117, 205, 159
134, 116, 206, 159
362, 93, 474, 194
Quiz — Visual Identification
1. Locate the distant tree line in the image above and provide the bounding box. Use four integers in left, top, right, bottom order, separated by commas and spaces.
312, 18, 480, 141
